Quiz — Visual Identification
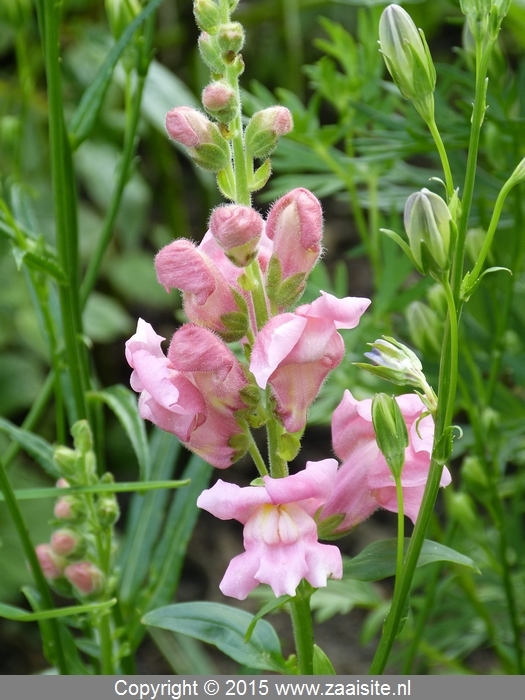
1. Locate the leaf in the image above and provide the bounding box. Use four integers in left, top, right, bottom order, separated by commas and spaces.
245, 595, 291, 643
143, 602, 289, 673
310, 578, 382, 623
90, 385, 150, 480
0, 598, 116, 622
344, 539, 480, 582
313, 645, 336, 675
0, 417, 58, 478
68, 0, 166, 148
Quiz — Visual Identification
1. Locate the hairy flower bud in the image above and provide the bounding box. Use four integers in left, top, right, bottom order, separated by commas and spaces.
244, 107, 293, 159
379, 5, 436, 121
54, 495, 84, 522
209, 204, 264, 266
202, 81, 237, 123
64, 562, 105, 596
35, 544, 66, 581
198, 32, 224, 73
51, 529, 84, 557
165, 107, 231, 172
404, 188, 451, 275
193, 0, 221, 33
216, 22, 245, 57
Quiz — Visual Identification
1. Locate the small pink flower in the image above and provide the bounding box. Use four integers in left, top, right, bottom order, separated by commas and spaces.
64, 562, 104, 596
165, 106, 215, 148
51, 529, 80, 556
249, 292, 371, 432
35, 543, 65, 581
321, 390, 451, 529
155, 239, 244, 335
197, 459, 342, 599
126, 320, 249, 468
265, 188, 323, 289
209, 204, 264, 266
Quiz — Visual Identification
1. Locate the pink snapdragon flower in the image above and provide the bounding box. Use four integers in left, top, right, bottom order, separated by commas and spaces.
321, 390, 451, 529
249, 292, 371, 432
125, 319, 248, 468
155, 238, 246, 337
197, 459, 342, 599
209, 204, 264, 266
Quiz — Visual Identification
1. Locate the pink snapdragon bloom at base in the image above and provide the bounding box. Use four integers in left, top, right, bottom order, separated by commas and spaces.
249, 292, 371, 432
125, 319, 248, 468
197, 460, 343, 599
321, 390, 451, 530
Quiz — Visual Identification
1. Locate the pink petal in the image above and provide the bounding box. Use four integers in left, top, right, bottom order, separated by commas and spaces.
297, 291, 371, 329
197, 480, 270, 523
249, 314, 307, 388
263, 459, 338, 512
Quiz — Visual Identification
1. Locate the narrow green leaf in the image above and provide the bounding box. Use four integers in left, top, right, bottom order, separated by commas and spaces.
245, 595, 291, 643
11, 248, 67, 284
0, 598, 116, 622
0, 479, 189, 502
0, 417, 58, 478
344, 539, 479, 581
68, 0, 165, 148
143, 602, 289, 673
90, 385, 150, 480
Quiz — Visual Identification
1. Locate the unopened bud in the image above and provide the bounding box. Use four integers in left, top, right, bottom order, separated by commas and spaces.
404, 188, 451, 275
72, 420, 94, 455
379, 5, 436, 121
165, 106, 230, 172
54, 446, 79, 478
202, 81, 237, 123
51, 529, 84, 557
105, 0, 140, 40
35, 544, 66, 581
406, 301, 442, 358
193, 0, 221, 33
209, 204, 264, 266
97, 475, 120, 526
372, 393, 409, 479
198, 32, 224, 73
244, 107, 293, 159
64, 562, 105, 596
54, 495, 84, 521
216, 22, 245, 57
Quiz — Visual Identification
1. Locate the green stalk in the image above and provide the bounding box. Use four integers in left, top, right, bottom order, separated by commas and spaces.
427, 118, 454, 200
289, 581, 314, 674
248, 438, 269, 477
0, 457, 68, 673
266, 406, 287, 479
394, 475, 405, 584
37, 0, 90, 422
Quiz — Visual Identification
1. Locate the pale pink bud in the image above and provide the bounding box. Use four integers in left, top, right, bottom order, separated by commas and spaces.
165, 106, 214, 148
35, 543, 65, 581
209, 205, 264, 266
56, 478, 69, 489
64, 562, 104, 596
202, 82, 237, 122
244, 107, 293, 159
50, 529, 80, 556
54, 498, 73, 520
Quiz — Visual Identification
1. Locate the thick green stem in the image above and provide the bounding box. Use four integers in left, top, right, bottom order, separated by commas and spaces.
0, 457, 68, 673
290, 581, 314, 675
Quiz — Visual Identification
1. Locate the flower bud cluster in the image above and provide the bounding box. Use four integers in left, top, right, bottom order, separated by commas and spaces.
35, 421, 118, 598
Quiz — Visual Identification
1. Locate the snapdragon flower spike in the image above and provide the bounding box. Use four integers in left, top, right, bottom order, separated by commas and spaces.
320, 390, 451, 530
155, 238, 247, 340
126, 319, 249, 468
209, 204, 264, 266
250, 292, 371, 433
265, 188, 323, 308
197, 459, 342, 599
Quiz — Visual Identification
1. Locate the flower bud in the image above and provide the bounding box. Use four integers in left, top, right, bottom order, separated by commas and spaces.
72, 420, 94, 455
54, 446, 80, 478
202, 81, 237, 123
97, 474, 120, 526
165, 107, 231, 172
404, 188, 451, 275
209, 204, 264, 266
406, 301, 443, 358
105, 0, 140, 40
371, 393, 409, 479
35, 544, 66, 581
50, 529, 84, 557
216, 22, 245, 57
193, 0, 221, 34
198, 32, 225, 73
244, 107, 293, 159
54, 495, 84, 522
379, 5, 436, 121
64, 562, 105, 596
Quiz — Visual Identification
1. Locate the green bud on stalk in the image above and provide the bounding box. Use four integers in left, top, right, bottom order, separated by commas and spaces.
105, 0, 140, 40
193, 0, 221, 34
378, 5, 436, 122
217, 22, 245, 56
198, 32, 225, 74
404, 188, 452, 276
372, 393, 409, 479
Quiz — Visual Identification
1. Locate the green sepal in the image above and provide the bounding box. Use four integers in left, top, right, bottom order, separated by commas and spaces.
278, 431, 302, 462
239, 383, 262, 408
275, 272, 307, 309
216, 168, 236, 200
380, 228, 421, 271
192, 142, 231, 172
249, 159, 272, 192
316, 513, 346, 540
198, 33, 225, 74
265, 255, 283, 301
219, 311, 249, 342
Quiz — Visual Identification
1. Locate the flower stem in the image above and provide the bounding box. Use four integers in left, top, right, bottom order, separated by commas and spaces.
394, 475, 405, 584
290, 580, 314, 675
427, 118, 454, 200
